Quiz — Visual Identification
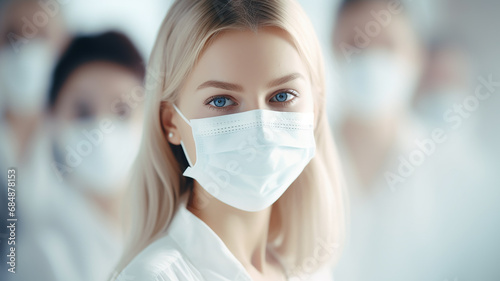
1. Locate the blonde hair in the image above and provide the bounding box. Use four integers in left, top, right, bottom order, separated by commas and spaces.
113, 0, 346, 278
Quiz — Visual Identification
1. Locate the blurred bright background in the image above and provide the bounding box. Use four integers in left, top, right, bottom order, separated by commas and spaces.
0, 0, 498, 280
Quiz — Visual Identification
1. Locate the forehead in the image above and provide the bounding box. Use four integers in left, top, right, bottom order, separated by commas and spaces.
62, 62, 139, 92
188, 27, 309, 85
335, 2, 410, 46
2, 2, 62, 30
54, 62, 141, 112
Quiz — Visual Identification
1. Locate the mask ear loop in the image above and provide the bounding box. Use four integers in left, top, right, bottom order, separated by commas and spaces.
172, 104, 194, 167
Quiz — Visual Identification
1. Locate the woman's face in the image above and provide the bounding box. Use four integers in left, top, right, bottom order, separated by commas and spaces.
51, 62, 144, 191
166, 27, 314, 164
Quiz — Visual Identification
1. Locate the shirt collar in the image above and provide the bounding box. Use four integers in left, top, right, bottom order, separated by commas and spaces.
168, 195, 253, 281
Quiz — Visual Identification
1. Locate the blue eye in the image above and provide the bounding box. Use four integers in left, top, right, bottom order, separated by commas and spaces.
276, 92, 288, 102
270, 91, 297, 103
208, 96, 235, 108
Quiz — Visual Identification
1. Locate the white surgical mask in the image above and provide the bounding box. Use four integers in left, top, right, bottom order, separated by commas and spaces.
0, 40, 56, 114
55, 119, 141, 196
341, 50, 419, 119
173, 104, 316, 212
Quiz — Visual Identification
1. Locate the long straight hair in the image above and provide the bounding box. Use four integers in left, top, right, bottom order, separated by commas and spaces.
113, 0, 346, 278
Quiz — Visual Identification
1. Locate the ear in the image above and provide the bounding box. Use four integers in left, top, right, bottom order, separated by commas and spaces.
160, 101, 181, 145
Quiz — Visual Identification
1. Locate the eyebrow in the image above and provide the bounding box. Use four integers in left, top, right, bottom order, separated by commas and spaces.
197, 80, 243, 92
267, 72, 304, 88
196, 73, 304, 92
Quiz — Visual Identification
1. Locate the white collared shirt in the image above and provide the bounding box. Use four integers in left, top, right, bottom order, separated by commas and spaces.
116, 198, 334, 281
117, 198, 259, 281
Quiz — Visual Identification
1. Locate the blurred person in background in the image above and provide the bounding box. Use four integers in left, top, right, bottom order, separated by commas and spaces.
14, 31, 145, 281
409, 33, 500, 281
0, 0, 69, 277
331, 0, 500, 281
332, 0, 424, 190
412, 37, 474, 129
0, 0, 69, 164
330, 0, 432, 280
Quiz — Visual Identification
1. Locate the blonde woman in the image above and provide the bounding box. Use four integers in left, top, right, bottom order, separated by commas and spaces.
112, 0, 346, 280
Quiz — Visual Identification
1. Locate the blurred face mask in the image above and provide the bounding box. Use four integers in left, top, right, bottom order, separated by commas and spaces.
173, 104, 316, 212
55, 119, 141, 196
340, 50, 419, 119
0, 40, 56, 114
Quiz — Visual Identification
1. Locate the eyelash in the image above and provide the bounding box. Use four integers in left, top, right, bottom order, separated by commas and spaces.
204, 89, 300, 111
270, 89, 299, 107
204, 95, 236, 111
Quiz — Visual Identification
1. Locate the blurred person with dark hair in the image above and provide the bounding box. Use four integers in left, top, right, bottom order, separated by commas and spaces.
14, 31, 145, 281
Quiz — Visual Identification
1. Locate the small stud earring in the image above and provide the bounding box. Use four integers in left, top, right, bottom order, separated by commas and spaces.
168, 132, 173, 138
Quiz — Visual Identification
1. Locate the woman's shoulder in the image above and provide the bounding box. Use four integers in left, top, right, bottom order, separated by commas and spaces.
115, 234, 202, 281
